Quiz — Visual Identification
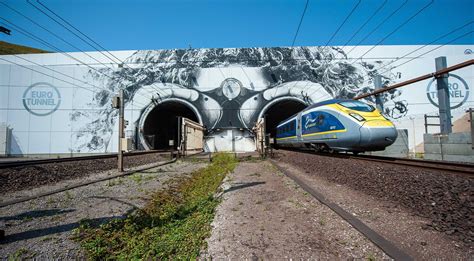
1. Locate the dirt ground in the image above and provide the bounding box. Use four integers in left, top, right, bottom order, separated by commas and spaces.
203, 160, 389, 259
271, 159, 472, 260
0, 160, 206, 259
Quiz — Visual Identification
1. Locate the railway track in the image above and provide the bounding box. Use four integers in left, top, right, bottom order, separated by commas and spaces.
269, 160, 413, 260
279, 148, 474, 175
0, 150, 172, 169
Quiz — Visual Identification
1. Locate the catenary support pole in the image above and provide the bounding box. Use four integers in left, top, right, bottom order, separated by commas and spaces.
435, 57, 452, 134
118, 89, 125, 172
469, 108, 474, 149
374, 75, 384, 112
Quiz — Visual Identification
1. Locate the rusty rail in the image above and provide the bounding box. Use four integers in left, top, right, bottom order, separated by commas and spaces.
354, 59, 474, 100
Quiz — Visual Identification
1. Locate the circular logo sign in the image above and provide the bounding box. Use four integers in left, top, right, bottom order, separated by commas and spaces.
426, 74, 469, 109
23, 82, 61, 116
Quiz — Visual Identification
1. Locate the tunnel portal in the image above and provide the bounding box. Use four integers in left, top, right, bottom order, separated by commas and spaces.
142, 101, 199, 150
263, 99, 307, 138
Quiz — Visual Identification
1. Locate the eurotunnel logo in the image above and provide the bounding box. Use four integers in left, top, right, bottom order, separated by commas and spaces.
22, 82, 61, 116
426, 74, 469, 109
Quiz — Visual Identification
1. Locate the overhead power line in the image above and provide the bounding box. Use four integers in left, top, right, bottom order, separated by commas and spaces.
27, 0, 120, 65
379, 30, 474, 75
0, 52, 149, 107
352, 0, 434, 64
291, 0, 310, 47
345, 0, 409, 56
323, 0, 361, 48
36, 0, 125, 65
0, 1, 115, 70
0, 17, 111, 76
0, 18, 154, 105
27, 0, 167, 97
377, 20, 474, 72
338, 0, 388, 54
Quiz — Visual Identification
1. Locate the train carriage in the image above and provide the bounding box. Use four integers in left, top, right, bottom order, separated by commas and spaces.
275, 99, 397, 153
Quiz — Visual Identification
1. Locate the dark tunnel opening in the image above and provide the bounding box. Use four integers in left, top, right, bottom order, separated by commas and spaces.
263, 99, 307, 138
142, 102, 199, 150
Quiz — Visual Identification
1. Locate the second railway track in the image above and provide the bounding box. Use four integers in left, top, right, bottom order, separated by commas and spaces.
0, 150, 173, 169
279, 148, 474, 175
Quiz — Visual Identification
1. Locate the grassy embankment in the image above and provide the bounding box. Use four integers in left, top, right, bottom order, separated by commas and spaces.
0, 41, 49, 55
73, 153, 238, 259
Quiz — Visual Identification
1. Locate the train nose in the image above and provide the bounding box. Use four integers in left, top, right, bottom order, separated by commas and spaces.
359, 122, 398, 150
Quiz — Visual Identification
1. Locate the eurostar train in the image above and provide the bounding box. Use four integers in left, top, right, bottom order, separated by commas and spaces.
275, 99, 397, 154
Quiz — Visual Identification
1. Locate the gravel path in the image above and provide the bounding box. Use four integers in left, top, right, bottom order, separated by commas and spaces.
273, 160, 472, 260
275, 150, 473, 245
203, 161, 388, 259
0, 152, 169, 194
0, 160, 206, 259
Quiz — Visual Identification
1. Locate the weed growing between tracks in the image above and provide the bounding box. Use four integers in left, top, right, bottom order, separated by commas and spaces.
73, 153, 237, 259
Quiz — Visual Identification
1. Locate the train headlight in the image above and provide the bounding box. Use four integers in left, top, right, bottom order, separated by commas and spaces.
349, 113, 365, 122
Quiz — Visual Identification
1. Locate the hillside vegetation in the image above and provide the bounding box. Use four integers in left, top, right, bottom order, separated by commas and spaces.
0, 41, 49, 55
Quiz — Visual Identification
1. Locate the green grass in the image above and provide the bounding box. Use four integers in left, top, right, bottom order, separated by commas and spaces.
0, 41, 49, 55
73, 153, 237, 260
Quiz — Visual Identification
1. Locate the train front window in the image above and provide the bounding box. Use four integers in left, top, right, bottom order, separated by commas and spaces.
339, 101, 375, 112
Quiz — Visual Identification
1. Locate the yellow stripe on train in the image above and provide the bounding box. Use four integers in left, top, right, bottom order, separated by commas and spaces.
276, 135, 297, 140
302, 129, 347, 137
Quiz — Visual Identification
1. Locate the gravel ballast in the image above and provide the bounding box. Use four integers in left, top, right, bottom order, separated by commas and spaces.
0, 152, 168, 194
275, 150, 473, 244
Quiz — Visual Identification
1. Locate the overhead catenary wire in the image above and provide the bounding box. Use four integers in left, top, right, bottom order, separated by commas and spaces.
27, 0, 119, 66
291, 0, 310, 47
351, 0, 434, 64
323, 0, 361, 49
36, 0, 125, 65
0, 56, 149, 108
0, 18, 113, 77
1, 51, 150, 108
337, 0, 388, 56
376, 20, 474, 72
26, 0, 168, 99
0, 1, 117, 70
345, 0, 409, 57
0, 19, 153, 106
378, 30, 474, 76
0, 18, 157, 104
356, 58, 474, 101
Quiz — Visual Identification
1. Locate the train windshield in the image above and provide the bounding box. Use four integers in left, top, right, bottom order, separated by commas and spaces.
338, 101, 375, 112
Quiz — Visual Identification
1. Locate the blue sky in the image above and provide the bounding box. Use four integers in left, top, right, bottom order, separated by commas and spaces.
0, 0, 473, 52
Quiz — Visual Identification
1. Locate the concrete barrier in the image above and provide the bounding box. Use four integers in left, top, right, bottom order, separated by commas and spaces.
424, 132, 474, 163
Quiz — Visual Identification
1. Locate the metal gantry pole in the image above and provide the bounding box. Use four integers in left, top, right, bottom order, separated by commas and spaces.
469, 108, 474, 149
118, 89, 125, 172
374, 75, 384, 112
435, 56, 452, 134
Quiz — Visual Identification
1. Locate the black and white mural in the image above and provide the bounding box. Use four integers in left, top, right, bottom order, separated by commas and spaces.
0, 45, 471, 154
71, 46, 406, 152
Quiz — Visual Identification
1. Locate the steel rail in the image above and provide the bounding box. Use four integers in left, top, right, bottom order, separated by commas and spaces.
0, 157, 177, 208
350, 154, 474, 175
269, 160, 413, 260
280, 148, 474, 175
354, 59, 474, 100
0, 150, 171, 169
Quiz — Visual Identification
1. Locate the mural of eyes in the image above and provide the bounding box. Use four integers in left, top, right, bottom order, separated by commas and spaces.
199, 93, 222, 129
